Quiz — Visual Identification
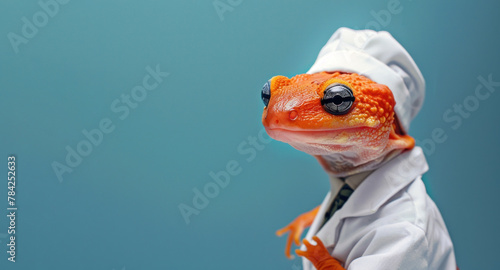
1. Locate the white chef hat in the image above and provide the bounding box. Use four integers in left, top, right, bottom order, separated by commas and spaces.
307, 27, 425, 133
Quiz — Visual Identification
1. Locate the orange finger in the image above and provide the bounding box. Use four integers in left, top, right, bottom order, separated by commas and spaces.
312, 236, 326, 249
276, 225, 290, 237
293, 226, 303, 246
285, 232, 294, 259
302, 239, 313, 249
295, 249, 307, 257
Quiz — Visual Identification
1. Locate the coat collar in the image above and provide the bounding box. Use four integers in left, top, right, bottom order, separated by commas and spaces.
312, 146, 429, 248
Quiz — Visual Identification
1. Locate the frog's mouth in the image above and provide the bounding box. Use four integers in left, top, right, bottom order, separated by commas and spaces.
265, 126, 382, 155
265, 127, 372, 144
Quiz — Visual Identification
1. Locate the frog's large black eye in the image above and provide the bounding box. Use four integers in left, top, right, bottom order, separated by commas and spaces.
321, 84, 355, 115
261, 80, 271, 107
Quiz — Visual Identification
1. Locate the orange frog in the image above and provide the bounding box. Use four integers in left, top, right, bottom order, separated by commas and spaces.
261, 28, 457, 270
262, 72, 413, 269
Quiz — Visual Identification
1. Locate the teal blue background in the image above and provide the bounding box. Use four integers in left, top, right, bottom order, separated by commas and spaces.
1, 0, 499, 269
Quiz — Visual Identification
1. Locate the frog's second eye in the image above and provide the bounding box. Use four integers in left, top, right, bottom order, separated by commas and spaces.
261, 80, 271, 107
321, 84, 355, 115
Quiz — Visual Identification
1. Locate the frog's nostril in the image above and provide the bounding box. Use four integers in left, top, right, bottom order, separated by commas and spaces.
289, 110, 298, 121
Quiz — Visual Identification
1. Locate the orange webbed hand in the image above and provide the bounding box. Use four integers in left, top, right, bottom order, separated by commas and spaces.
296, 236, 345, 270
276, 205, 320, 259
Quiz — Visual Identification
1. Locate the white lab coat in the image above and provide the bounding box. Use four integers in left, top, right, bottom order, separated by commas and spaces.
302, 147, 456, 270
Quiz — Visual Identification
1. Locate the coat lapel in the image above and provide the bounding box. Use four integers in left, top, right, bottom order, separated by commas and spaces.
307, 147, 429, 249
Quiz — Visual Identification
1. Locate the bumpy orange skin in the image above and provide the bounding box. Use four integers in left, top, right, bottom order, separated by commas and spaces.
263, 72, 393, 131
262, 71, 414, 175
